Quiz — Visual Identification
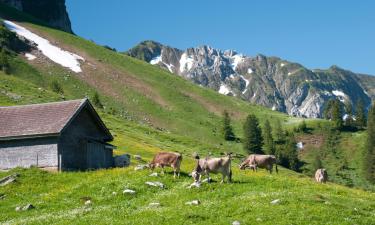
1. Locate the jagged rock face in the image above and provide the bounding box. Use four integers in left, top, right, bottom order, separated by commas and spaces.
0, 0, 72, 33
126, 41, 372, 118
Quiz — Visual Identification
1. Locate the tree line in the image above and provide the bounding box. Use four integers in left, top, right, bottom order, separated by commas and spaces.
222, 111, 299, 171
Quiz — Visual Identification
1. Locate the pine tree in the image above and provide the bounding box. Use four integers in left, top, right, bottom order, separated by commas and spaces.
344, 101, 354, 128
284, 132, 299, 171
331, 99, 343, 130
92, 91, 103, 109
274, 120, 286, 144
312, 154, 323, 171
243, 114, 263, 154
0, 48, 10, 73
222, 110, 235, 141
356, 99, 366, 128
323, 99, 335, 119
263, 119, 275, 155
363, 103, 375, 183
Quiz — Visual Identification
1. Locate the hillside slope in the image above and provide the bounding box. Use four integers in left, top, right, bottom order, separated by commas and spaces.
126, 41, 374, 118
0, 4, 303, 157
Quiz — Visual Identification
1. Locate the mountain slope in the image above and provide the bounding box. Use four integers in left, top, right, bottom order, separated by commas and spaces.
0, 7, 301, 157
126, 41, 374, 118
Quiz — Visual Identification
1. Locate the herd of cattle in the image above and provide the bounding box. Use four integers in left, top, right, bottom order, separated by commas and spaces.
148, 152, 328, 183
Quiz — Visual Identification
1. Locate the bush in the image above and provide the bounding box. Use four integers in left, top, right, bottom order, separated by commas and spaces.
50, 80, 63, 94
92, 91, 103, 109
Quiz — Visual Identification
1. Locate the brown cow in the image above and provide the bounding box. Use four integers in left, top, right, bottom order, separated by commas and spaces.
149, 152, 182, 178
315, 168, 328, 183
239, 154, 278, 174
192, 153, 232, 183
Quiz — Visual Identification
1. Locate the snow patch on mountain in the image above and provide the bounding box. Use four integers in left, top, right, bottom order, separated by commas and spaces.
230, 54, 244, 71
240, 75, 250, 94
25, 53, 36, 60
332, 90, 347, 102
179, 53, 194, 72
4, 20, 84, 73
219, 84, 231, 95
150, 55, 162, 65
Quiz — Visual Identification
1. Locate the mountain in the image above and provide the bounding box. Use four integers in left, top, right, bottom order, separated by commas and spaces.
0, 0, 72, 33
126, 41, 374, 118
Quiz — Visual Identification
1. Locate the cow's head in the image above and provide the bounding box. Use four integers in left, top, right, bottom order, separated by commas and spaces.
148, 162, 155, 170
239, 161, 247, 170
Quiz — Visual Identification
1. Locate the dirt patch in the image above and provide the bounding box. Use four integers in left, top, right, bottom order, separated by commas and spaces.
18, 22, 170, 109
296, 134, 325, 151
182, 91, 243, 119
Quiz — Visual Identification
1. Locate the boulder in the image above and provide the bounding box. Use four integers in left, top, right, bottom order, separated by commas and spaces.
134, 164, 149, 171
123, 189, 136, 194
145, 181, 165, 188
16, 204, 35, 211
0, 174, 19, 186
185, 200, 200, 205
114, 154, 131, 167
149, 202, 160, 207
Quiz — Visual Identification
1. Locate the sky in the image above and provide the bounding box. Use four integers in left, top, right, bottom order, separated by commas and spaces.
66, 0, 375, 75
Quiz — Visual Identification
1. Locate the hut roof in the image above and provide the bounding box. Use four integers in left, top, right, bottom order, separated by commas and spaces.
0, 99, 113, 141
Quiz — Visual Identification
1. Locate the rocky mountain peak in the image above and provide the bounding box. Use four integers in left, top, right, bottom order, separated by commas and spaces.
126, 41, 373, 118
0, 0, 73, 33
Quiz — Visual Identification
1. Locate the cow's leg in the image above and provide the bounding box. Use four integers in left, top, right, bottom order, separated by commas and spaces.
229, 169, 232, 183
161, 165, 165, 175
221, 174, 225, 184
268, 165, 273, 174
207, 172, 211, 183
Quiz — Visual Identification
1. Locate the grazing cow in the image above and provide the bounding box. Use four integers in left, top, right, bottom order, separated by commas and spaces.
149, 152, 182, 178
192, 153, 232, 183
315, 168, 328, 183
239, 154, 278, 174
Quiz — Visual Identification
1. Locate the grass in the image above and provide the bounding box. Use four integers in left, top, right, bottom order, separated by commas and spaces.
1, 165, 375, 225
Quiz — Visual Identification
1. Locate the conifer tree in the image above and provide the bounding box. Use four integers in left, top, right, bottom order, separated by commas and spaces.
243, 114, 263, 154
331, 99, 343, 130
363, 103, 375, 183
356, 99, 366, 128
263, 119, 275, 154
222, 110, 235, 141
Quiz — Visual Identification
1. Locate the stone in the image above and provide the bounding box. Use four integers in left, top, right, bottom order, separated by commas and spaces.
270, 199, 280, 205
232, 221, 241, 225
84, 200, 92, 205
134, 155, 142, 160
112, 192, 117, 195
123, 189, 136, 194
22, 204, 35, 210
188, 182, 201, 188
185, 200, 200, 205
16, 204, 35, 211
0, 174, 19, 187
134, 164, 149, 171
145, 181, 165, 188
149, 202, 160, 207
149, 172, 158, 177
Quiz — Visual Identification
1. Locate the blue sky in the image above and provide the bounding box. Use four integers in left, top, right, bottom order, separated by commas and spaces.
66, 0, 375, 74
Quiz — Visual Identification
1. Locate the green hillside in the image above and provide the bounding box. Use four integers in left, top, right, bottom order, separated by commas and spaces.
1, 5, 375, 224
